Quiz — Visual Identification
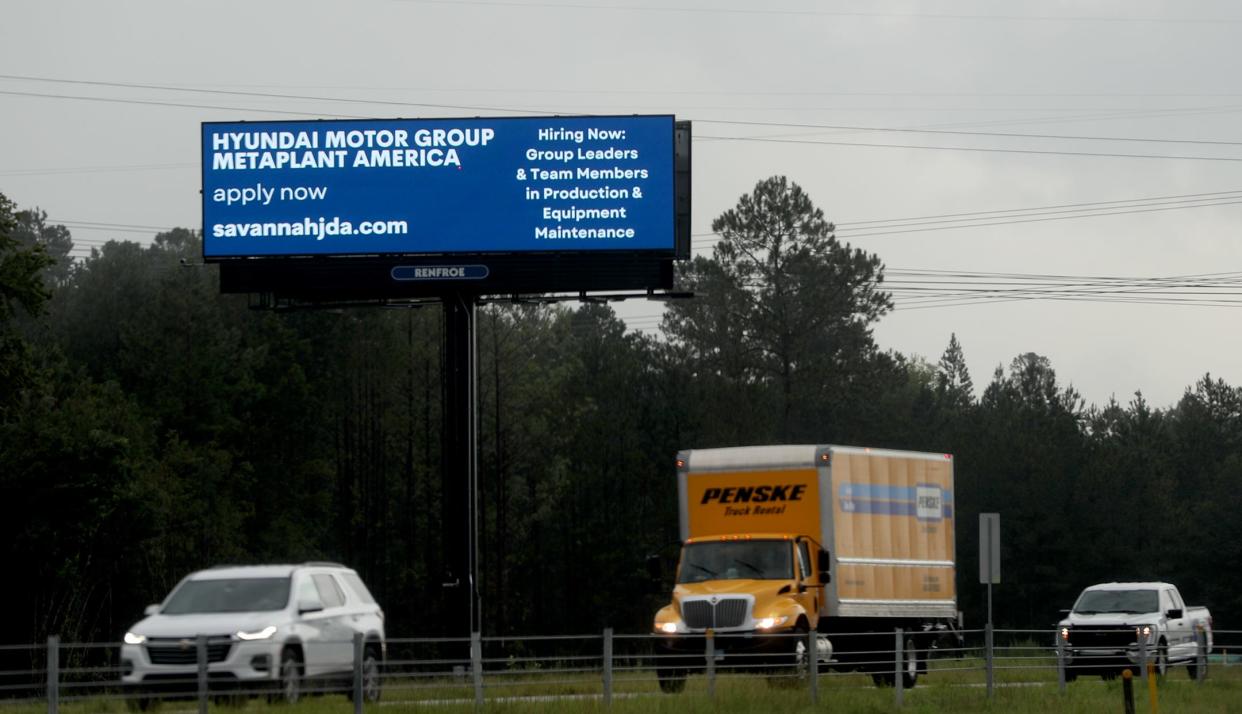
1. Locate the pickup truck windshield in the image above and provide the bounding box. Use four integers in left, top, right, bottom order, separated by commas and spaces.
1073, 589, 1158, 614
162, 577, 292, 614
678, 540, 793, 583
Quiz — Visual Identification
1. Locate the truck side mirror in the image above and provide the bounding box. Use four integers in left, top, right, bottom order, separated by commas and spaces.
817, 548, 831, 582
1167, 608, 1183, 620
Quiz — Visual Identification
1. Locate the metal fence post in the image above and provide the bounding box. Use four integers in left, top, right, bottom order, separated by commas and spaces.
985, 623, 994, 698
1056, 632, 1066, 692
704, 629, 715, 700
1196, 625, 1207, 684
807, 628, 818, 706
602, 628, 613, 707
196, 635, 208, 714
353, 632, 364, 714
470, 632, 484, 708
46, 636, 58, 714
894, 628, 904, 708
1138, 634, 1148, 684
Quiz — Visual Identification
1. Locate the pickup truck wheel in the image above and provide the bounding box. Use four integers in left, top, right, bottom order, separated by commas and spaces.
656, 668, 686, 693
124, 695, 154, 712
1187, 659, 1207, 680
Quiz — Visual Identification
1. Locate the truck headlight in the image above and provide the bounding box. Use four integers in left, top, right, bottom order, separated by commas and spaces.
1136, 625, 1154, 641
757, 616, 790, 630
1060, 627, 1070, 641
660, 622, 679, 634
236, 626, 278, 641
124, 632, 147, 645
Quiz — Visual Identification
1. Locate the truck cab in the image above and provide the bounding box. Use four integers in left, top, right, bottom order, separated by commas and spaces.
653, 534, 830, 691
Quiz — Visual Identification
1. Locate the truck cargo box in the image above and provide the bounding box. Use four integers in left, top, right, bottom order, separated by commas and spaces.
677, 444, 956, 619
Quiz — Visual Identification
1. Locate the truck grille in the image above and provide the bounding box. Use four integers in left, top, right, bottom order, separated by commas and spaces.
1068, 626, 1136, 649
146, 639, 233, 665
683, 598, 749, 629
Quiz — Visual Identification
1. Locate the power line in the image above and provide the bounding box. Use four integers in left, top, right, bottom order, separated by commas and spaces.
697, 118, 1242, 147
696, 133, 1242, 162
0, 74, 554, 116
393, 0, 1242, 24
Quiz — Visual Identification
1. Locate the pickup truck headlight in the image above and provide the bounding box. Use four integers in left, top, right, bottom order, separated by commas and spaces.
124, 632, 147, 645
1136, 624, 1155, 642
1059, 627, 1070, 641
235, 626, 278, 641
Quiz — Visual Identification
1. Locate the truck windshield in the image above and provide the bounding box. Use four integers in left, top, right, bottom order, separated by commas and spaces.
161, 577, 292, 614
1073, 589, 1158, 614
678, 540, 793, 583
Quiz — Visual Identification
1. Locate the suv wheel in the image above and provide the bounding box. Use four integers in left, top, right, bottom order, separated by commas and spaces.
272, 649, 302, 704
347, 646, 383, 703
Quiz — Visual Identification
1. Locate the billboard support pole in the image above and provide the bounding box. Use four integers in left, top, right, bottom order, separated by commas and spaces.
442, 293, 480, 638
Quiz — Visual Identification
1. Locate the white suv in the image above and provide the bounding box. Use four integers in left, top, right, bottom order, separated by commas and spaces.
120, 563, 384, 707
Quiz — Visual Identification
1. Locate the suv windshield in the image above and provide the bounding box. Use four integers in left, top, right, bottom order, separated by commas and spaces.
162, 577, 292, 614
678, 540, 792, 583
1074, 589, 1158, 614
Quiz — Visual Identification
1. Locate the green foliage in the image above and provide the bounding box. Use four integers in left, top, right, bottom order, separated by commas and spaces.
3, 184, 1242, 646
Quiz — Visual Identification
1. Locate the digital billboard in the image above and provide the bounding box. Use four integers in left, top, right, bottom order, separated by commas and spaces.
202, 115, 680, 260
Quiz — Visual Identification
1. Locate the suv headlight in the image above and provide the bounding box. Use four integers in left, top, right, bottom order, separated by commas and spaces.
236, 626, 278, 641
124, 632, 147, 645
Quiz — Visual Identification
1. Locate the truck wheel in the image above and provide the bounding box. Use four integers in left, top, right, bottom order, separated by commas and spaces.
767, 626, 809, 688
1187, 659, 1207, 680
870, 638, 917, 688
901, 638, 919, 689
656, 668, 686, 693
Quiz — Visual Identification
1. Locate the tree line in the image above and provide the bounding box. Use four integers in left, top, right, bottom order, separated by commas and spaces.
1, 177, 1239, 646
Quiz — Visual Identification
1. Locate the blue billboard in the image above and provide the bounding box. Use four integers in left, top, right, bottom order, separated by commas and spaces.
201, 115, 677, 259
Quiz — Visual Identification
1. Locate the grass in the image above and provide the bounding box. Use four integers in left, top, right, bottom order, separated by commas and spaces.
12, 657, 1242, 714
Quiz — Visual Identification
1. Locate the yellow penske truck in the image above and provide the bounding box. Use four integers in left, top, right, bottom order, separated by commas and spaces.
652, 445, 958, 691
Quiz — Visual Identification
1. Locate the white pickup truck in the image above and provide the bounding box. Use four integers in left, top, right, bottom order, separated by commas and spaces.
1057, 582, 1213, 681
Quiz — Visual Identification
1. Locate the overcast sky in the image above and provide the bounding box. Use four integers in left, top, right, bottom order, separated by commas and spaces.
4, 0, 1242, 409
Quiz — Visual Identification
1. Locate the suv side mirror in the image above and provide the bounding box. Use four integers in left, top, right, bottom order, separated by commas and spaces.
143, 604, 160, 617
298, 599, 324, 615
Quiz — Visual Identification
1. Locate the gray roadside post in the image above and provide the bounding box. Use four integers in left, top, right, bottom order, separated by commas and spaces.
1138, 635, 1148, 683
979, 513, 999, 699
602, 628, 613, 707
894, 628, 904, 708
1196, 625, 1207, 684
1056, 633, 1066, 692
196, 635, 208, 714
807, 628, 818, 706
46, 636, 58, 714
704, 629, 716, 700
470, 632, 484, 708
984, 623, 994, 698
353, 632, 364, 714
